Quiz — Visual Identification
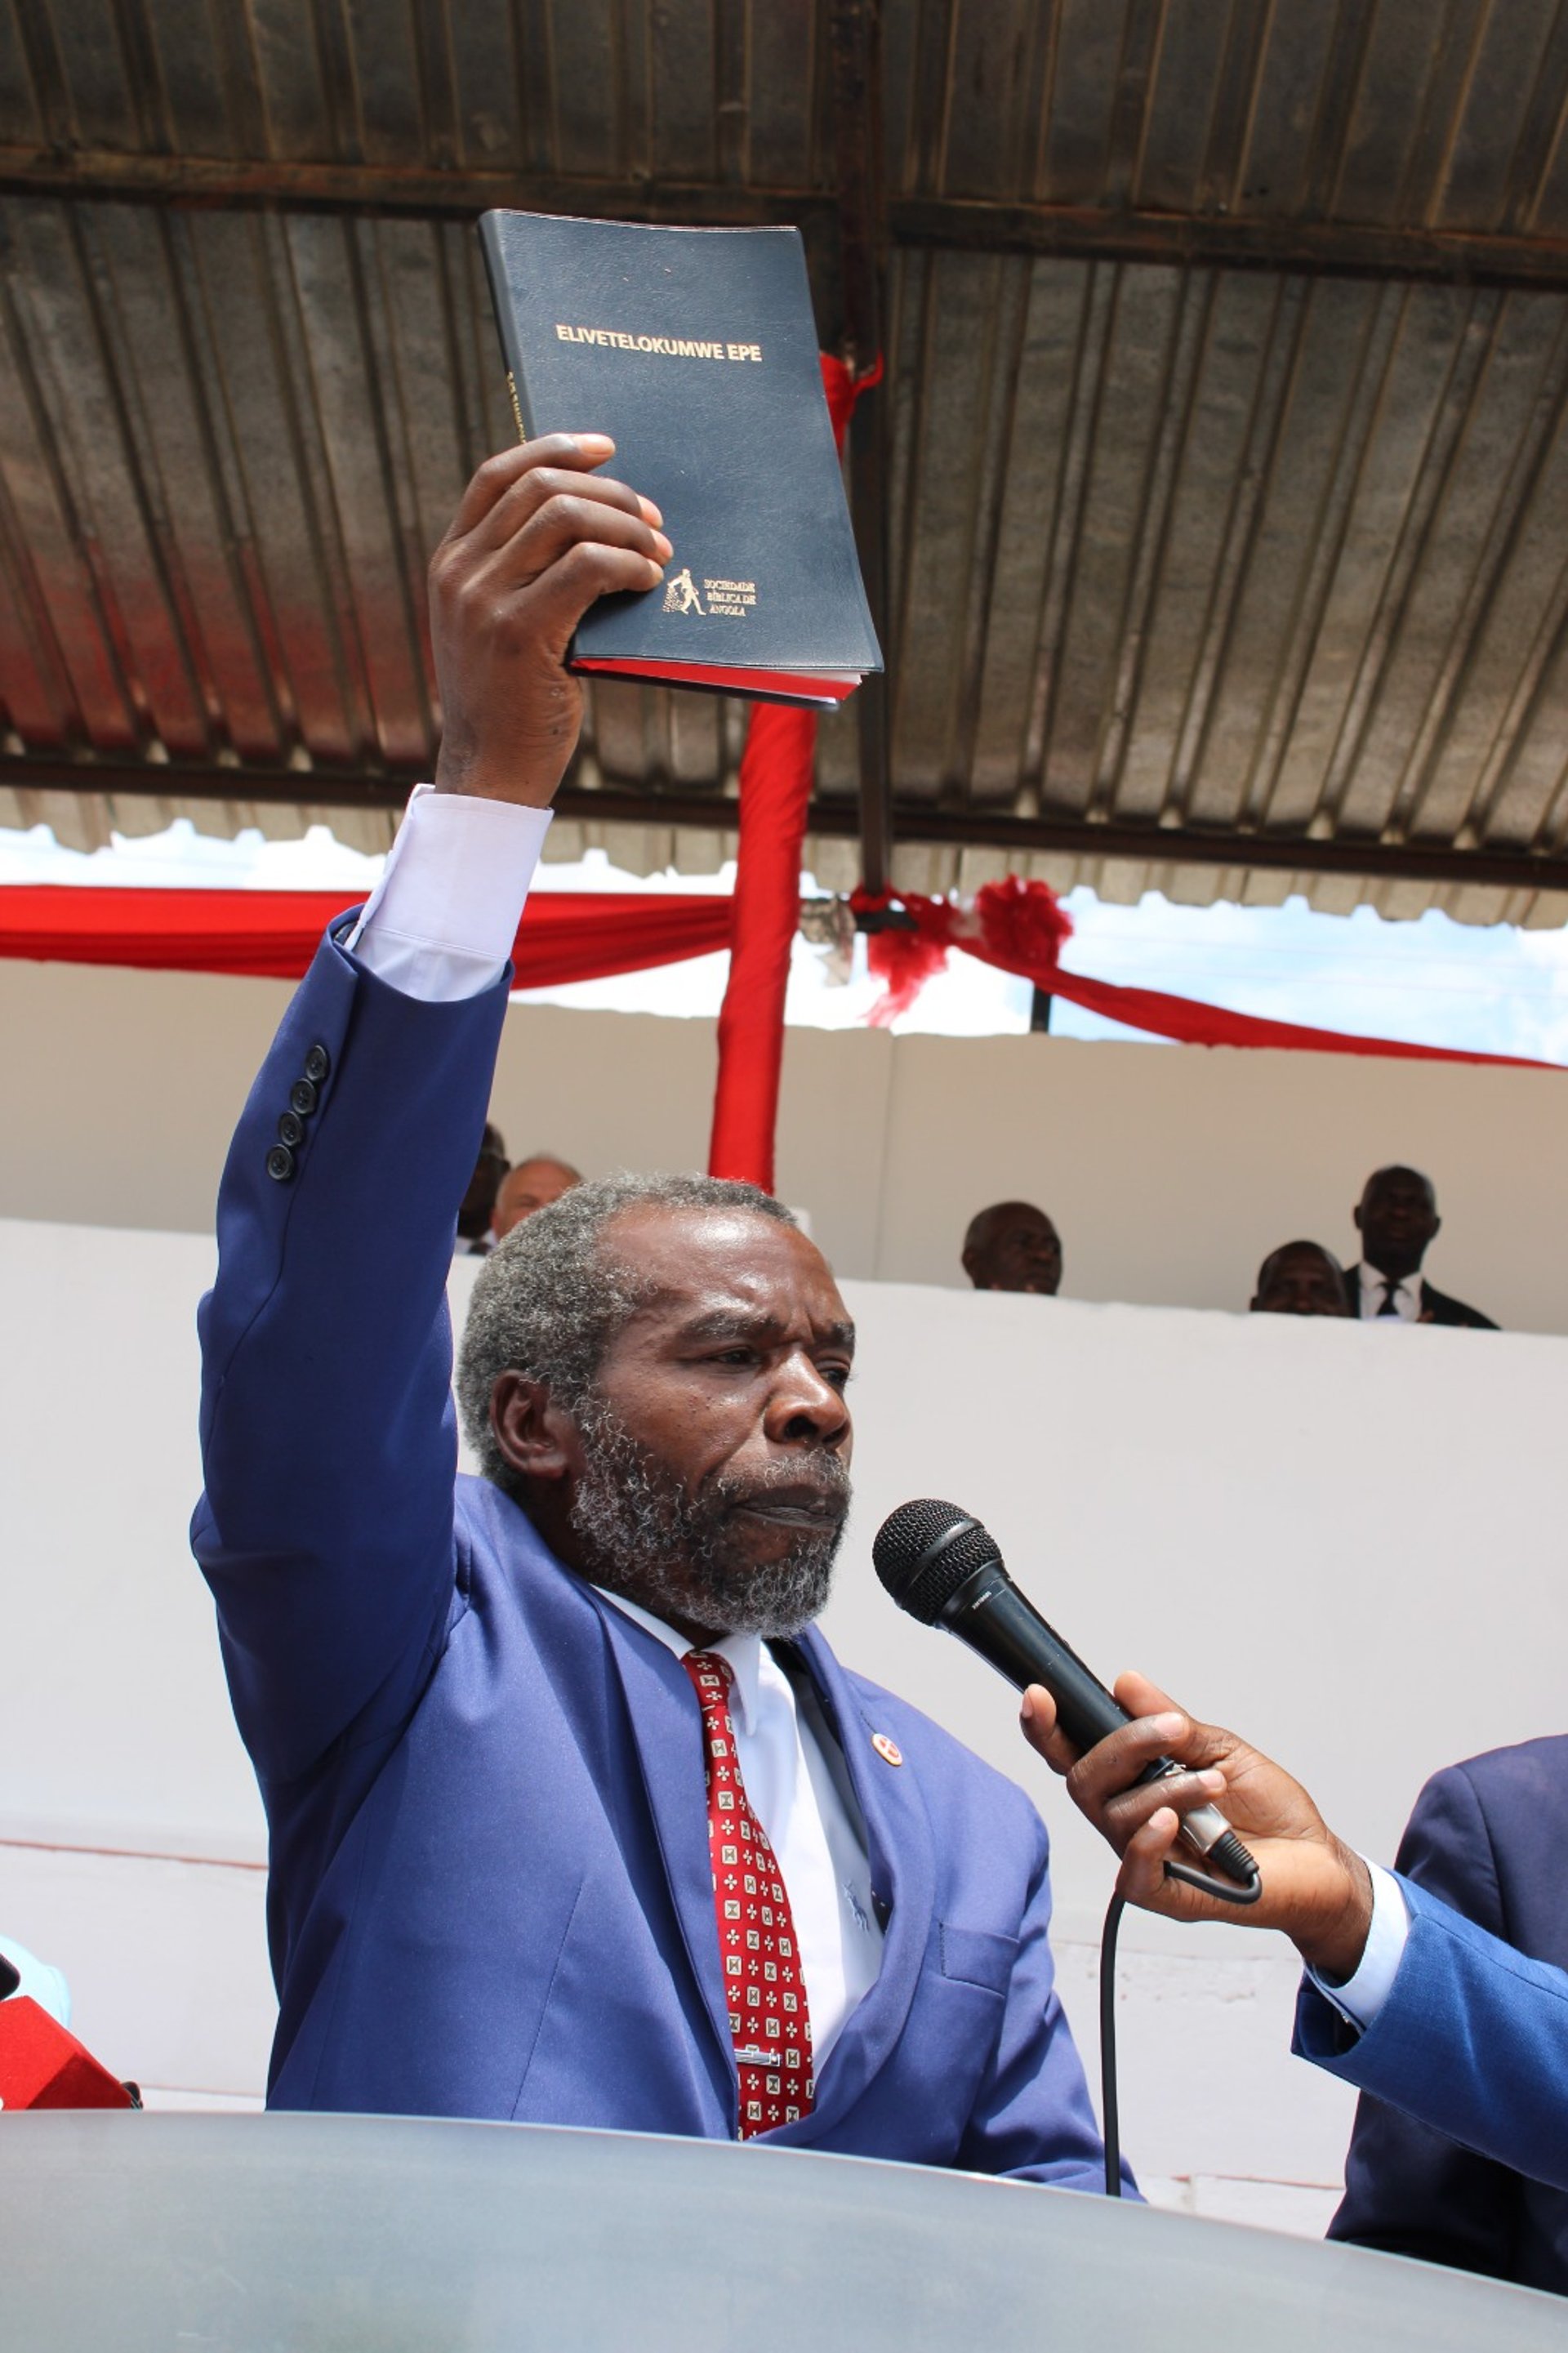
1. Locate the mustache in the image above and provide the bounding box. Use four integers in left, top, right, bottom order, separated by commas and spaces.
705, 1454, 851, 1519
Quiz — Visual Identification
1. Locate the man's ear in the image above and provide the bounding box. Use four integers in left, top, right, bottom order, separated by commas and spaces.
489, 1371, 582, 1487
1352, 1201, 1365, 1237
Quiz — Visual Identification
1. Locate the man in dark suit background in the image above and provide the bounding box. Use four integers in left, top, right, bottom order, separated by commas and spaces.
1342, 1165, 1497, 1328
1330, 1738, 1568, 2295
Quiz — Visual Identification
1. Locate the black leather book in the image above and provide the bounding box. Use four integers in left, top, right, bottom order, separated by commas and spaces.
479, 211, 881, 708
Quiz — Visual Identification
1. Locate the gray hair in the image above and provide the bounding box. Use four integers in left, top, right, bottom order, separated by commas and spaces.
457, 1170, 797, 1494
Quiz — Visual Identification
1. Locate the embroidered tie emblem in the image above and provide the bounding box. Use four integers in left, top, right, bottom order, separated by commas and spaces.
684, 1651, 814, 2137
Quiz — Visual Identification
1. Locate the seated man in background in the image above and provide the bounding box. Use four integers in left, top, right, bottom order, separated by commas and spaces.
1330, 1736, 1568, 2296
491, 1151, 581, 1240
190, 433, 1116, 2190
1250, 1241, 1350, 1318
456, 1120, 507, 1255
1343, 1165, 1496, 1328
962, 1201, 1062, 1296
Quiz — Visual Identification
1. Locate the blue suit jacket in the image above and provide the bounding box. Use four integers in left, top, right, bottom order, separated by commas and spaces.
1327, 1741, 1568, 2293
192, 926, 1115, 2187
1296, 1875, 1568, 2202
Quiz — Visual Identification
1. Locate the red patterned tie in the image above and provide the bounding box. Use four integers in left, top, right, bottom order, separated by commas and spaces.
683, 1650, 815, 2137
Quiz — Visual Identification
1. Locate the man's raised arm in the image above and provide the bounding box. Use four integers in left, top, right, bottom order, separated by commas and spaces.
192, 438, 670, 1790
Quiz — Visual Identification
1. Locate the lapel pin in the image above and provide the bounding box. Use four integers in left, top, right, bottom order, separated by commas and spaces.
871, 1732, 903, 1767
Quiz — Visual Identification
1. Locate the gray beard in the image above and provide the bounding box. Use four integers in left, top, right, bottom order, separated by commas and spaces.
568, 1394, 849, 1639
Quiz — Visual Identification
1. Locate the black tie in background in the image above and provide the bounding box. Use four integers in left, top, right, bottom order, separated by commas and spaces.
1379, 1277, 1402, 1317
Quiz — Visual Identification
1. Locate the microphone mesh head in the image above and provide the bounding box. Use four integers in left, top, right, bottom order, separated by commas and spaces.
872, 1500, 1002, 1625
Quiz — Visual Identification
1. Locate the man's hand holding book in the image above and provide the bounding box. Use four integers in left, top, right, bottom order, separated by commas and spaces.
428, 432, 669, 810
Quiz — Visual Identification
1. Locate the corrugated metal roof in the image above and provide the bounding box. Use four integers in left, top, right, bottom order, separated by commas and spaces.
8, 1, 1568, 922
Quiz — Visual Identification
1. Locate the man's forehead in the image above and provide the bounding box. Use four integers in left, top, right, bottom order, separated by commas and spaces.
608, 1204, 853, 1339
1367, 1166, 1432, 1198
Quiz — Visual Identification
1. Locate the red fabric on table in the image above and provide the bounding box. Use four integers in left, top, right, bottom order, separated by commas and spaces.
706, 351, 866, 1188
0, 885, 735, 988
0, 1997, 133, 2110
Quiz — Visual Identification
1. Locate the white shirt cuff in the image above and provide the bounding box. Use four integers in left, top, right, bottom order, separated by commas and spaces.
345, 783, 553, 1002
1306, 1861, 1410, 2032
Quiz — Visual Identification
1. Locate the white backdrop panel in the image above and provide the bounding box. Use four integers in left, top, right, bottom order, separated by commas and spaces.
3, 1219, 1563, 2210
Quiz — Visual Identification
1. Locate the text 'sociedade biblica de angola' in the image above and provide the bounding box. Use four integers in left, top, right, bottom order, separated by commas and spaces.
479, 211, 882, 710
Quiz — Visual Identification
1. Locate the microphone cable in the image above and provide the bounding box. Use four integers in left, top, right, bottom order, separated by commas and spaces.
1099, 1851, 1261, 2199
863, 1498, 1267, 2200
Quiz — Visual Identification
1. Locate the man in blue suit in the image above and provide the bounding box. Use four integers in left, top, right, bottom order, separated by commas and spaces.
1329, 1740, 1568, 2293
193, 431, 1116, 2186
1018, 1673, 1568, 2202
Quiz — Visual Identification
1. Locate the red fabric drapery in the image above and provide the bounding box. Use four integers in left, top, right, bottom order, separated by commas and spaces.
706, 351, 874, 1188
0, 884, 734, 987
853, 876, 1562, 1072
2, 875, 1557, 1075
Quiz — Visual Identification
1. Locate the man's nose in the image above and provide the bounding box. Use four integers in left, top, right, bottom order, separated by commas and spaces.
766, 1354, 850, 1444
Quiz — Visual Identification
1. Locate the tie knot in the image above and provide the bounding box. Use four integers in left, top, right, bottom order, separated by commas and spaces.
684, 1651, 733, 1712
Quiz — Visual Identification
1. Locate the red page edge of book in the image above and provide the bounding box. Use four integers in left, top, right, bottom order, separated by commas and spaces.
572, 658, 860, 704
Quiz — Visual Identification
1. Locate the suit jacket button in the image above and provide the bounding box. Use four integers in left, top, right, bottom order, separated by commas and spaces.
304, 1042, 331, 1084
289, 1076, 319, 1118
278, 1109, 305, 1148
266, 1143, 296, 1183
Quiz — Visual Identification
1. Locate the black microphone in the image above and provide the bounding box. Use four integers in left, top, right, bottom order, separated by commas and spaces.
873, 1497, 1258, 1891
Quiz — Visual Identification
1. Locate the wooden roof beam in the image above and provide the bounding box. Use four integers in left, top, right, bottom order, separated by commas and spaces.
10, 759, 1568, 894
12, 148, 1568, 292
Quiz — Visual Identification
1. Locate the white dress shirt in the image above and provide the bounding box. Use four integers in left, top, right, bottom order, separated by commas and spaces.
347, 782, 554, 1000
1356, 1263, 1421, 1322
346, 786, 884, 2065
593, 1592, 883, 2062
1304, 1859, 1409, 2030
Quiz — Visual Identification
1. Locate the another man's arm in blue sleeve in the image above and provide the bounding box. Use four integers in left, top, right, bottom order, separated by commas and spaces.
1015, 1670, 1568, 2204
1329, 1765, 1521, 2275
1295, 1878, 1568, 2198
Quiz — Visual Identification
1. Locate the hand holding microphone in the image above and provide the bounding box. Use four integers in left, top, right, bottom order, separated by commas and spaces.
1018, 1668, 1374, 1978
873, 1496, 1377, 1975
874, 1495, 1383, 2199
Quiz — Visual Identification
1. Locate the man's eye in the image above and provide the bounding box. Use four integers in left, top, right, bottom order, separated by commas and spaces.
822, 1365, 852, 1391
712, 1347, 755, 1366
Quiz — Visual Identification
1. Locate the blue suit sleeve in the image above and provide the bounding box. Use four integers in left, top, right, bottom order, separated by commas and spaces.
1329, 1766, 1519, 2275
957, 1814, 1137, 2196
191, 923, 511, 1789
1296, 1876, 1568, 2197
